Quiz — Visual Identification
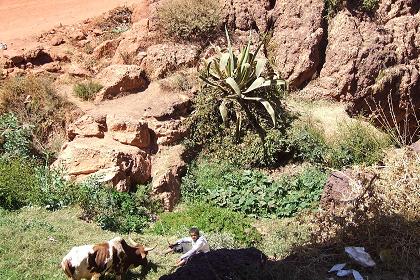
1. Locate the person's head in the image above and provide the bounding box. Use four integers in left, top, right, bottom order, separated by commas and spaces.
189, 227, 200, 242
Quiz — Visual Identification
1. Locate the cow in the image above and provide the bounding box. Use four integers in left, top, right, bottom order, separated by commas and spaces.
61, 237, 155, 280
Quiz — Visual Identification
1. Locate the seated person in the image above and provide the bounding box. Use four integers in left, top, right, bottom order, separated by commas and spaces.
164, 227, 210, 266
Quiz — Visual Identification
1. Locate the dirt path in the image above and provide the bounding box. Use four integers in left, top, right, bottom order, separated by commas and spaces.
0, 0, 138, 50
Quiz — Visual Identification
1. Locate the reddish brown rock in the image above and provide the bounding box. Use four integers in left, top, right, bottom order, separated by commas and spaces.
95, 64, 149, 101
112, 19, 151, 65
269, 0, 324, 89
92, 39, 121, 59
54, 137, 151, 192
149, 119, 186, 145
151, 145, 186, 211
131, 0, 150, 23
41, 61, 62, 73
67, 114, 107, 140
320, 170, 376, 212
221, 0, 272, 32
69, 30, 86, 41
51, 35, 65, 46
141, 43, 200, 79
305, 3, 420, 137
67, 64, 92, 77
49, 49, 70, 62
106, 114, 151, 148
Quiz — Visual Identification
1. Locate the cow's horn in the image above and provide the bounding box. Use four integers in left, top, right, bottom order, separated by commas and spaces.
127, 236, 139, 247
144, 245, 157, 252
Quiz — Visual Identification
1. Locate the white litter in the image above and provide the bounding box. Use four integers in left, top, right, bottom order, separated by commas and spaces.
329, 247, 376, 280
328, 263, 347, 272
0, 42, 7, 50
329, 264, 364, 280
336, 269, 353, 277
345, 247, 376, 267
352, 270, 364, 280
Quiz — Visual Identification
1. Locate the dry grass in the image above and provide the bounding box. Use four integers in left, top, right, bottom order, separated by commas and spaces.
308, 148, 420, 279
0, 75, 78, 155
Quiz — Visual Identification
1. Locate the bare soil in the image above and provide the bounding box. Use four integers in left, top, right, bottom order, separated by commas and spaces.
0, 0, 138, 50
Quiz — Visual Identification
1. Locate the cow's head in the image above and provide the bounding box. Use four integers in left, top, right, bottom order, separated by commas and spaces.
122, 237, 156, 268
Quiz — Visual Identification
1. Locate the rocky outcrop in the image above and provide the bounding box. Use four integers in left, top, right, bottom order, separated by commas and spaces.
106, 114, 151, 148
269, 0, 325, 89
67, 114, 107, 140
54, 137, 151, 192
94, 64, 149, 101
140, 43, 200, 79
305, 1, 420, 137
221, 0, 272, 32
92, 39, 121, 59
111, 19, 151, 65
151, 145, 187, 211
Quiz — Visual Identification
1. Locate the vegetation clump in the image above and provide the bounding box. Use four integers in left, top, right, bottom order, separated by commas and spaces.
78, 180, 161, 233
157, 0, 221, 41
182, 161, 328, 218
186, 29, 291, 168
73, 80, 103, 101
288, 117, 392, 168
325, 0, 379, 17
0, 75, 76, 155
150, 202, 261, 246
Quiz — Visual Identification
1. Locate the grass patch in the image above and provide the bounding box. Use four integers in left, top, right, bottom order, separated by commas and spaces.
73, 80, 103, 101
0, 206, 117, 279
149, 203, 261, 246
287, 115, 392, 168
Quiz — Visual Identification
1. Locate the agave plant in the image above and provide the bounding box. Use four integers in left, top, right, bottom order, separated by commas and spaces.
199, 27, 287, 137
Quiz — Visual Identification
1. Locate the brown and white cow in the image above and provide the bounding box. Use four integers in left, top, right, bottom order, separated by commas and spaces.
61, 237, 155, 280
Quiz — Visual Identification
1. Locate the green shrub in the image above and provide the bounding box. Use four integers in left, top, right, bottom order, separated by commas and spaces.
199, 27, 287, 139
328, 120, 391, 168
78, 181, 160, 233
185, 87, 289, 168
150, 203, 261, 246
73, 81, 103, 101
32, 166, 77, 210
0, 113, 32, 158
0, 158, 38, 210
287, 118, 329, 164
157, 0, 221, 40
182, 161, 328, 218
0, 157, 76, 211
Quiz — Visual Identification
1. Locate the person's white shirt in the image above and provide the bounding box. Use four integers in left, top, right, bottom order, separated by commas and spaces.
176, 235, 210, 261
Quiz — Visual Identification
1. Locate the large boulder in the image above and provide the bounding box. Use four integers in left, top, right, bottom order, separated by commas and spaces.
140, 43, 200, 79
53, 137, 151, 192
320, 170, 377, 213
95, 64, 149, 101
221, 0, 272, 32
92, 39, 121, 59
67, 114, 107, 140
106, 114, 151, 149
269, 0, 325, 89
151, 145, 186, 211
